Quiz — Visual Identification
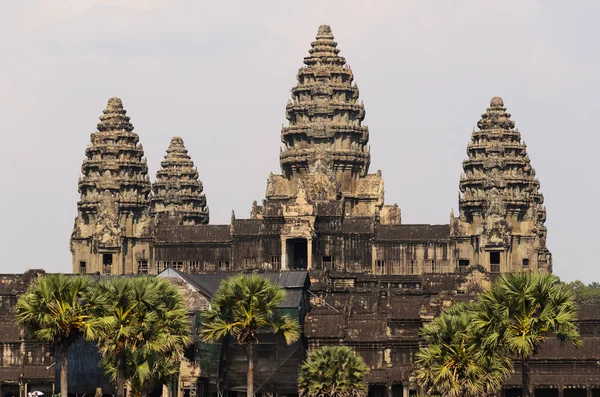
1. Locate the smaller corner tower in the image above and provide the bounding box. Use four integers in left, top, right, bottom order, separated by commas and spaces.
151, 136, 209, 225
70, 97, 153, 275
452, 97, 551, 274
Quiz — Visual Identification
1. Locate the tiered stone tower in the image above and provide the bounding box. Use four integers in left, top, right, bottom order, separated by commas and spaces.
70, 97, 153, 275
263, 25, 399, 223
452, 97, 551, 273
279, 24, 370, 192
151, 136, 209, 225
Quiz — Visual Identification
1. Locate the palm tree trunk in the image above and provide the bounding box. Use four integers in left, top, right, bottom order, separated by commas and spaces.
116, 348, 126, 397
60, 343, 68, 397
522, 356, 531, 397
247, 343, 254, 397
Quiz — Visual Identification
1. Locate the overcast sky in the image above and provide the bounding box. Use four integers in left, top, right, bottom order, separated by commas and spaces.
1, 1, 598, 282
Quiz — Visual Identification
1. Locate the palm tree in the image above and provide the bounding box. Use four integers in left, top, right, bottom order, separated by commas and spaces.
199, 274, 301, 397
414, 303, 511, 397
101, 348, 180, 397
91, 277, 191, 397
16, 274, 94, 397
298, 345, 370, 397
472, 273, 582, 397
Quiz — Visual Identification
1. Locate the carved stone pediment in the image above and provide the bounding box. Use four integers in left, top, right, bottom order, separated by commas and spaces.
93, 191, 123, 248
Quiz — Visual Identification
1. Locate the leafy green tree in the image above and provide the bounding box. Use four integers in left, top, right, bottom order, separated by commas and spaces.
473, 273, 582, 397
101, 349, 180, 397
415, 303, 511, 397
298, 345, 370, 397
16, 274, 95, 397
567, 280, 600, 304
199, 274, 300, 397
90, 277, 191, 397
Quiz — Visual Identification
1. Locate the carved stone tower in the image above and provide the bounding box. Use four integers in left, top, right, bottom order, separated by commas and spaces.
279, 24, 370, 193
452, 97, 551, 273
264, 25, 397, 218
257, 25, 400, 271
70, 97, 153, 275
151, 136, 209, 225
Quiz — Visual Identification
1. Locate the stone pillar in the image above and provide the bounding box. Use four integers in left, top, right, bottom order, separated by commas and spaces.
403, 383, 409, 397
307, 238, 313, 270
588, 387, 593, 397
281, 238, 287, 270
558, 386, 564, 397
387, 384, 393, 397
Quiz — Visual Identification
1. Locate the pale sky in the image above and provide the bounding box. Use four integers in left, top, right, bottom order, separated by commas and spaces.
1, 1, 598, 282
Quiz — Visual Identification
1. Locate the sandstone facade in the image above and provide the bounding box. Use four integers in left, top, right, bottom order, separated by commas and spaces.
70, 26, 550, 279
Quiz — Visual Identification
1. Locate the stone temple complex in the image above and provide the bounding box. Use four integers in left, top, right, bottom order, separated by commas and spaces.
70, 25, 551, 279
4, 24, 597, 397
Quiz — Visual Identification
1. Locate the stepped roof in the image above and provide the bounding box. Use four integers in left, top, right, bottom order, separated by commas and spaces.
151, 136, 209, 225
77, 97, 151, 214
279, 25, 370, 185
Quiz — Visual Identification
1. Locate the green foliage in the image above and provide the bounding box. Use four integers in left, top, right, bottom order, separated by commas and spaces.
16, 274, 96, 397
473, 273, 582, 359
566, 280, 600, 304
90, 277, 191, 397
472, 273, 582, 397
414, 303, 511, 397
298, 346, 369, 397
16, 274, 94, 345
199, 274, 300, 346
199, 274, 300, 397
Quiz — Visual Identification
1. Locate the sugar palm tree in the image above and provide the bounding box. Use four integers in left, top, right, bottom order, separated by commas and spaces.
298, 345, 370, 397
100, 348, 180, 397
472, 273, 582, 397
16, 274, 95, 397
415, 303, 511, 397
90, 277, 191, 397
199, 274, 301, 397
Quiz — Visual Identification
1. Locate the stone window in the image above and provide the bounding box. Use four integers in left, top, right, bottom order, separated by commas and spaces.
375, 260, 385, 274
410, 260, 415, 274
218, 261, 230, 271
79, 261, 86, 275
102, 254, 112, 274
458, 259, 469, 273
157, 261, 167, 273
174, 262, 183, 271
270, 256, 281, 268
490, 252, 501, 273
431, 260, 436, 273
137, 261, 148, 274
322, 255, 334, 269
523, 258, 530, 269
191, 261, 200, 272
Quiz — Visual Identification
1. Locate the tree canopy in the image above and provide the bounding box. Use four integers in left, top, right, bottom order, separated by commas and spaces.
298, 345, 370, 397
200, 274, 300, 397
90, 277, 191, 397
415, 303, 510, 397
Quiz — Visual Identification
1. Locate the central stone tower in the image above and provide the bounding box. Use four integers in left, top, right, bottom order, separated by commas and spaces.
279, 25, 370, 192
263, 25, 398, 222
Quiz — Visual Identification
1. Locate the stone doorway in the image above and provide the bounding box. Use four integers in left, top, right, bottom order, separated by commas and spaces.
287, 238, 308, 270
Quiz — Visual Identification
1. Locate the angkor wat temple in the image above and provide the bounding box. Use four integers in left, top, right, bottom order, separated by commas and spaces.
1, 25, 598, 397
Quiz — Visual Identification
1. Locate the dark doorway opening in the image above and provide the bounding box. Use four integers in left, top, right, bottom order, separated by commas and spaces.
458, 259, 469, 273
535, 389, 558, 397
490, 251, 501, 273
564, 389, 587, 397
368, 385, 386, 397
287, 238, 307, 269
504, 388, 522, 397
103, 253, 113, 274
